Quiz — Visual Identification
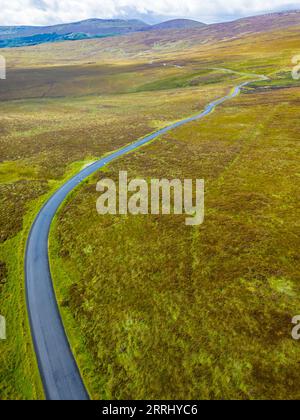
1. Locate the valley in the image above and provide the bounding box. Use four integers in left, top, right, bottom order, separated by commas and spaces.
0, 10, 299, 400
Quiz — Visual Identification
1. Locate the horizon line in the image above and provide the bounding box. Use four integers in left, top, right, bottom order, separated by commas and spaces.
1, 8, 299, 28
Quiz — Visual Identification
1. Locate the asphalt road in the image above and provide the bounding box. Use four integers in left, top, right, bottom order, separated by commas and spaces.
25, 78, 260, 400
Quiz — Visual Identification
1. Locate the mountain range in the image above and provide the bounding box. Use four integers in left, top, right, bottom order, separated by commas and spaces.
0, 10, 299, 48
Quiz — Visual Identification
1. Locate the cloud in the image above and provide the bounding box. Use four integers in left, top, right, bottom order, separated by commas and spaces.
0, 0, 299, 26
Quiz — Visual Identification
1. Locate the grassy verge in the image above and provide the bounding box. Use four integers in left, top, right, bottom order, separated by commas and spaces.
0, 157, 99, 400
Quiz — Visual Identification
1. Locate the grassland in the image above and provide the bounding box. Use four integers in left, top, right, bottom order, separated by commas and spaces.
0, 51, 242, 399
0, 19, 299, 399
49, 31, 300, 399
50, 83, 300, 400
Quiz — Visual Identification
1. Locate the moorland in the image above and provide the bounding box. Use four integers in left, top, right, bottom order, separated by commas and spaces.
0, 11, 299, 399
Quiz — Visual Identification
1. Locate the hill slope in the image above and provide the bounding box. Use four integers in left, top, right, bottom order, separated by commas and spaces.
206, 10, 300, 38
0, 11, 300, 49
150, 19, 206, 30
0, 18, 149, 47
0, 19, 149, 39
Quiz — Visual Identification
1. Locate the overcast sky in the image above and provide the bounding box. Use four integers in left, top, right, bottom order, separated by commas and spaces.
0, 0, 299, 26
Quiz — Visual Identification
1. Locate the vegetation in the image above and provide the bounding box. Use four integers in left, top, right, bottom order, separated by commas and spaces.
50, 84, 300, 400
0, 57, 239, 399
0, 33, 116, 49
0, 14, 299, 399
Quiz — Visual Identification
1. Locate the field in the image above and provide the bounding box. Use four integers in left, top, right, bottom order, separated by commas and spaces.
0, 17, 299, 399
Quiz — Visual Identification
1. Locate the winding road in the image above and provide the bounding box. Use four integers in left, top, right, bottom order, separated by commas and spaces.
25, 74, 266, 400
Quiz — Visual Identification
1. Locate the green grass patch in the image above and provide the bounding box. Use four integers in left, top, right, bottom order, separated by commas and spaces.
0, 156, 99, 400
130, 69, 236, 93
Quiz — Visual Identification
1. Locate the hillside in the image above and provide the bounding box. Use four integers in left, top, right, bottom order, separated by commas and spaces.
0, 18, 149, 47
206, 9, 300, 39
1, 11, 300, 49
149, 19, 206, 30
0, 19, 149, 39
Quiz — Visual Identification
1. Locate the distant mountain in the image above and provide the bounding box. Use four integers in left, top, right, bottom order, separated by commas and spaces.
0, 11, 300, 48
207, 10, 300, 38
0, 18, 149, 46
149, 19, 206, 31
0, 32, 113, 48
0, 18, 206, 48
146, 10, 300, 45
236, 10, 300, 29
